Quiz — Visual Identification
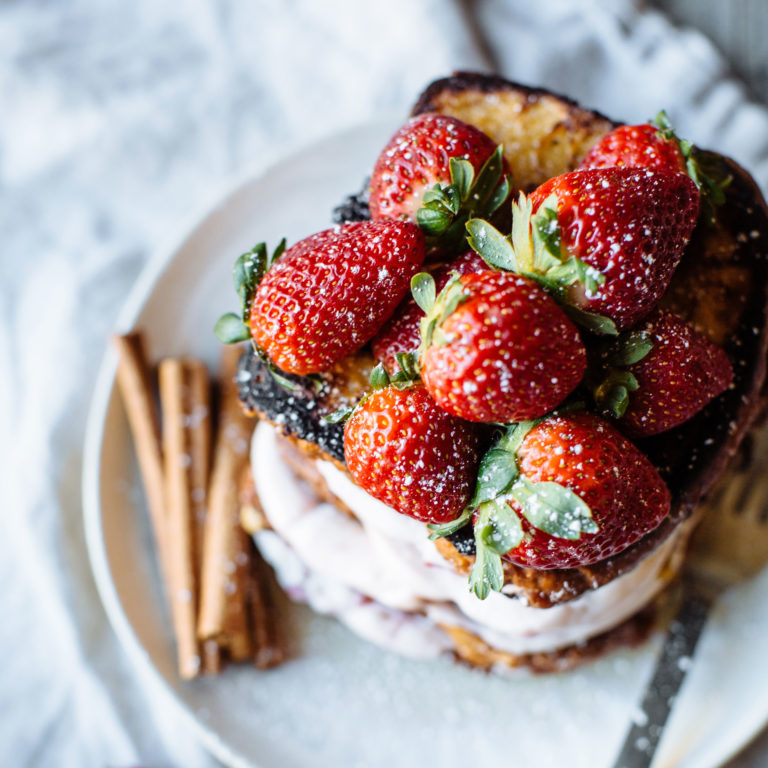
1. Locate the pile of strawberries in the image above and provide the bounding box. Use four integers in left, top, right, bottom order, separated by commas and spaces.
217, 111, 733, 598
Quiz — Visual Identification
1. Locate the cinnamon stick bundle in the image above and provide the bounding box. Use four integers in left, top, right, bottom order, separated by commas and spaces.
115, 332, 285, 676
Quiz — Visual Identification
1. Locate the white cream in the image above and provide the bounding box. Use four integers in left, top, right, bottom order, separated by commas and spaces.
252, 422, 683, 659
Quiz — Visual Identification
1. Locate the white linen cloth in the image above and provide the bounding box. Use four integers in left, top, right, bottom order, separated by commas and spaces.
2, 1, 767, 765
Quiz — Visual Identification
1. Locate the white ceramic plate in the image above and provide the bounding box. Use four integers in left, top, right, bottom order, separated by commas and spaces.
83, 121, 768, 768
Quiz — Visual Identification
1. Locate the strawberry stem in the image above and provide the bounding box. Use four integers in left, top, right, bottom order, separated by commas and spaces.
416, 145, 511, 253
651, 111, 731, 224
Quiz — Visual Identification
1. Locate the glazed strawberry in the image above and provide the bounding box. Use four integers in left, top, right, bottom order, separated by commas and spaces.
528, 167, 700, 330
343, 385, 480, 523
369, 114, 510, 252
419, 271, 587, 423
594, 309, 733, 437
503, 412, 670, 568
464, 412, 670, 590
370, 114, 499, 221
247, 220, 425, 375
371, 250, 485, 374
580, 123, 687, 175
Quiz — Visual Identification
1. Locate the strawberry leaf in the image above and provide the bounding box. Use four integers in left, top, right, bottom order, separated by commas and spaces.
322, 405, 355, 424
369, 363, 391, 390
418, 274, 470, 357
411, 272, 436, 314
214, 312, 251, 344
415, 145, 511, 253
487, 175, 512, 217
651, 112, 731, 224
594, 369, 640, 419
392, 352, 420, 384
472, 448, 518, 505
469, 503, 506, 599
465, 146, 506, 214
561, 304, 619, 336
608, 330, 654, 367
651, 109, 675, 140
418, 206, 456, 236
510, 476, 597, 540
690, 150, 733, 225
233, 239, 286, 323
533, 206, 561, 260
545, 257, 606, 298
497, 419, 542, 454
449, 157, 475, 201
427, 505, 473, 539
479, 498, 524, 555
466, 218, 517, 271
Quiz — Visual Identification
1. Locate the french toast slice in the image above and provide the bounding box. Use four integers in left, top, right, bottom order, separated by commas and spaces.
411, 72, 616, 191
238, 73, 768, 609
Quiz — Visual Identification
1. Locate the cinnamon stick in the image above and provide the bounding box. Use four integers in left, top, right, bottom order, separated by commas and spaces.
224, 526, 256, 662
183, 361, 221, 674
159, 357, 211, 680
113, 333, 169, 580
198, 344, 255, 656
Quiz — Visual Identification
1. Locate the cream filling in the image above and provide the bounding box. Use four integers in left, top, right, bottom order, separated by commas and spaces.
252, 422, 684, 657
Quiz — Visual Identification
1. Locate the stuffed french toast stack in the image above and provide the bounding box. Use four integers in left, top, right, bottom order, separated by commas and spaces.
216, 73, 768, 671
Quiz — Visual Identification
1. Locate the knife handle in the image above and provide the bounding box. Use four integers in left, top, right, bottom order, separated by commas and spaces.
611, 590, 712, 768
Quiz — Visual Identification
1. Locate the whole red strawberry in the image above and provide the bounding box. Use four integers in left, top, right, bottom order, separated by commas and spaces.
594, 309, 733, 437
488, 412, 670, 570
528, 167, 700, 330
343, 385, 480, 523
580, 123, 687, 175
249, 220, 425, 375
371, 250, 485, 374
419, 271, 587, 423
370, 114, 501, 222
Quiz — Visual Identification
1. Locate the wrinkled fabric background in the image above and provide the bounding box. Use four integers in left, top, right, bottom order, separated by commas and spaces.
2, 1, 767, 766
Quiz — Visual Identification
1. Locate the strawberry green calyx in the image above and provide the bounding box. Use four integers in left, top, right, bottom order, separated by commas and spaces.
417, 145, 511, 253
323, 356, 420, 425
468, 499, 513, 599
214, 239, 287, 344
592, 330, 654, 418
371, 355, 420, 391
430, 416, 599, 600
466, 199, 617, 336
215, 238, 323, 396
413, 271, 470, 359
651, 110, 731, 224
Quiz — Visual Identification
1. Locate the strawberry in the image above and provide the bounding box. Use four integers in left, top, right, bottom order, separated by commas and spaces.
343, 384, 480, 524
418, 270, 587, 424
369, 114, 510, 251
593, 308, 733, 437
216, 220, 426, 375
580, 112, 731, 225
580, 123, 686, 175
459, 412, 670, 593
527, 167, 700, 331
371, 249, 485, 374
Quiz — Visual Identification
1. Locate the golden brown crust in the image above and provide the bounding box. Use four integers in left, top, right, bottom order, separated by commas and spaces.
441, 600, 661, 673
411, 72, 616, 190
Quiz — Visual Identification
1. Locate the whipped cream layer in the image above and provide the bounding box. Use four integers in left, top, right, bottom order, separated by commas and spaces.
252, 422, 684, 659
